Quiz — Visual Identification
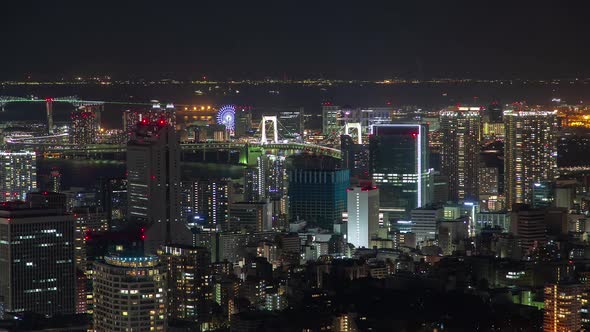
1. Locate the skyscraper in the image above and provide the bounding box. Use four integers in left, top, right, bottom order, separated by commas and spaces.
127, 119, 192, 252
504, 108, 558, 209
544, 283, 582, 332
322, 104, 341, 135
288, 165, 349, 229
158, 245, 212, 327
71, 106, 99, 145
341, 134, 369, 181
346, 185, 380, 248
181, 178, 231, 225
0, 151, 37, 202
369, 124, 432, 219
127, 119, 181, 224
440, 106, 482, 201
0, 204, 75, 316
93, 254, 166, 331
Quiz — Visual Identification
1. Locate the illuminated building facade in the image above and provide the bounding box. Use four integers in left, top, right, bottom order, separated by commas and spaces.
93, 255, 166, 331
544, 283, 582, 332
346, 186, 380, 248
181, 178, 230, 225
127, 120, 181, 224
0, 151, 36, 202
322, 104, 341, 135
341, 134, 370, 180
122, 104, 177, 138
71, 107, 99, 145
440, 106, 481, 201
369, 124, 432, 218
158, 245, 212, 327
288, 169, 349, 229
504, 109, 557, 208
0, 205, 75, 316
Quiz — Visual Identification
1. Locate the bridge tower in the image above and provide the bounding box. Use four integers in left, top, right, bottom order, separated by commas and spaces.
344, 122, 362, 144
46, 98, 54, 134
261, 116, 279, 144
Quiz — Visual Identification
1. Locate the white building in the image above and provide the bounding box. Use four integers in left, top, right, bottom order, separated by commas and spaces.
346, 186, 380, 248
411, 206, 443, 244
0, 151, 36, 201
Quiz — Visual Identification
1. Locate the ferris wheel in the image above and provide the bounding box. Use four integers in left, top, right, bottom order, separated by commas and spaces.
216, 105, 236, 131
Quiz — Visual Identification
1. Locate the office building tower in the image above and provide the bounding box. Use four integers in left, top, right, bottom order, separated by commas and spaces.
411, 206, 443, 244
359, 107, 392, 130
122, 104, 177, 138
511, 206, 546, 253
440, 106, 481, 201
93, 254, 166, 331
71, 107, 99, 145
229, 201, 273, 232
127, 120, 191, 253
369, 124, 432, 218
127, 120, 181, 224
181, 178, 231, 225
288, 168, 349, 229
158, 245, 212, 326
234, 107, 252, 138
322, 104, 341, 135
244, 167, 262, 202
346, 185, 380, 248
504, 108, 558, 209
0, 204, 75, 315
0, 151, 36, 202
341, 135, 369, 181
278, 107, 305, 137
96, 177, 127, 225
544, 283, 582, 332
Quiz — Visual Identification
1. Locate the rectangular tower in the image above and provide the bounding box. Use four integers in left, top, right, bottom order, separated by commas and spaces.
0, 205, 75, 316
369, 123, 432, 218
346, 185, 380, 248
504, 108, 557, 209
439, 106, 482, 201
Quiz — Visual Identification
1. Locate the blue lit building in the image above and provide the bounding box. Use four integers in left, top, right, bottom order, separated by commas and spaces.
288, 168, 349, 229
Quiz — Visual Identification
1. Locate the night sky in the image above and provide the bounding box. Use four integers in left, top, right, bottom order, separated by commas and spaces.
1, 1, 589, 80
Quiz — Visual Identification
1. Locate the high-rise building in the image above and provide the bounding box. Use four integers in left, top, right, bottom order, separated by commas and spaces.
544, 283, 582, 332
277, 107, 305, 137
322, 104, 341, 135
71, 107, 99, 145
93, 254, 166, 331
0, 204, 75, 316
346, 185, 380, 248
341, 135, 369, 181
127, 120, 181, 224
95, 177, 127, 225
127, 120, 191, 253
288, 168, 349, 229
181, 178, 231, 225
440, 106, 481, 201
504, 108, 558, 209
158, 245, 212, 327
122, 104, 177, 138
0, 151, 36, 202
369, 124, 432, 218
234, 107, 252, 138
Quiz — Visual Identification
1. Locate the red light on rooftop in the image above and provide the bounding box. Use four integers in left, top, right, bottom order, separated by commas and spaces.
84, 235, 90, 241
45, 98, 54, 102
42, 191, 48, 195
141, 235, 146, 240
411, 132, 417, 138
141, 118, 148, 124
158, 119, 166, 126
